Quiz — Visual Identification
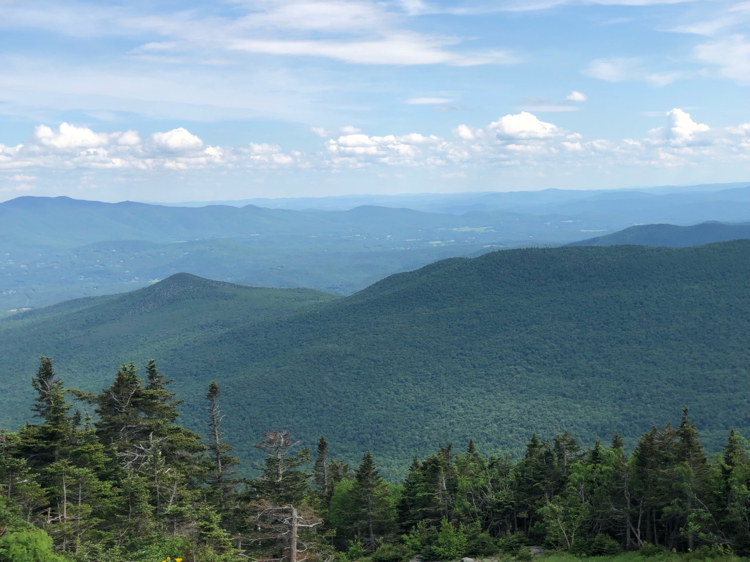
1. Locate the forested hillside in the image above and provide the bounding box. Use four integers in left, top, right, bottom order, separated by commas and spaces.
569, 221, 750, 247
1, 242, 747, 478
2, 360, 748, 561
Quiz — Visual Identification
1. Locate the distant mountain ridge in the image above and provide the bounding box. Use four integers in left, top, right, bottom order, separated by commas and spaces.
2, 187, 749, 311
568, 221, 750, 247
1, 241, 747, 477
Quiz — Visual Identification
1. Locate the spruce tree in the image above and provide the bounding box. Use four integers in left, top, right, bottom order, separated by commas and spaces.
353, 451, 394, 550
611, 431, 624, 450
30, 357, 60, 421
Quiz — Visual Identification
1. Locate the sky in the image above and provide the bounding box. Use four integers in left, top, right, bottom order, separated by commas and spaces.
0, 0, 748, 202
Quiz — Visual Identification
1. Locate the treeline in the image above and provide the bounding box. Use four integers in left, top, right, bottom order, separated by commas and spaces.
1, 358, 748, 562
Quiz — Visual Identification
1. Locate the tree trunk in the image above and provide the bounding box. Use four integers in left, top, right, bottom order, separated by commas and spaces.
290, 506, 298, 562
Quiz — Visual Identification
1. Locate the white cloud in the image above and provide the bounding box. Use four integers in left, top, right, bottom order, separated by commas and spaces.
648, 109, 710, 146
114, 130, 142, 146
453, 124, 477, 140
228, 33, 518, 66
566, 90, 588, 102
148, 128, 203, 152
1, 111, 749, 179
694, 35, 750, 84
312, 126, 363, 138
488, 112, 561, 139
406, 97, 454, 104
34, 123, 111, 150
517, 105, 579, 112
582, 58, 684, 86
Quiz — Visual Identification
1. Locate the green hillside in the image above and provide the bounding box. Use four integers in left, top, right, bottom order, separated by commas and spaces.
0, 274, 336, 427
0, 242, 747, 477
568, 221, 750, 247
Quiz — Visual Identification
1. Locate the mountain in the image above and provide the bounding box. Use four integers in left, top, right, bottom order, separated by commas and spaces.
1, 242, 747, 477
3, 189, 749, 311
568, 221, 750, 247
163, 182, 750, 212
0, 274, 336, 426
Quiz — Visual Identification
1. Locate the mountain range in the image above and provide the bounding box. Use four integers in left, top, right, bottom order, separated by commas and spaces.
2, 184, 749, 311
1, 240, 747, 477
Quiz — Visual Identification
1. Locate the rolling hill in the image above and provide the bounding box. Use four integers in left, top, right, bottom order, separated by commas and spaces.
568, 221, 750, 247
1, 242, 747, 477
3, 188, 750, 311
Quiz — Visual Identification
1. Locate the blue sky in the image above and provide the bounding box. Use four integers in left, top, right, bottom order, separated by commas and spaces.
0, 0, 748, 202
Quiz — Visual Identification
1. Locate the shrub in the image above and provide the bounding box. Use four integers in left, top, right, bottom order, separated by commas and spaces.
372, 543, 411, 562
433, 518, 468, 561
0, 528, 61, 562
348, 541, 368, 561
498, 532, 528, 556
639, 542, 665, 557
586, 534, 621, 556
516, 545, 533, 562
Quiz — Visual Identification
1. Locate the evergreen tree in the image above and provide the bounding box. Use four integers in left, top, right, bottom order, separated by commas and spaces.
353, 451, 395, 550
611, 432, 624, 451
397, 456, 429, 532
30, 357, 61, 421
249, 430, 311, 507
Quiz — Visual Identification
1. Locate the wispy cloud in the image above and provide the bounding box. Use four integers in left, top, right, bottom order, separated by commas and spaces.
582, 57, 688, 86
406, 97, 455, 104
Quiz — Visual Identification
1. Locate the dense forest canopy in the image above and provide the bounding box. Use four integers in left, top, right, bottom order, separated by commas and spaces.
1, 242, 747, 477
1, 358, 748, 562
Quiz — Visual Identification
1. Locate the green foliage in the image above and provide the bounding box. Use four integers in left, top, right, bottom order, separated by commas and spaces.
2, 243, 748, 478
433, 517, 468, 561
0, 528, 61, 562
640, 543, 666, 557
1, 357, 750, 562
370, 543, 411, 562
587, 534, 623, 556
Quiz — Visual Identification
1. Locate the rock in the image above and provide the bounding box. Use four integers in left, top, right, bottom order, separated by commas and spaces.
528, 546, 545, 558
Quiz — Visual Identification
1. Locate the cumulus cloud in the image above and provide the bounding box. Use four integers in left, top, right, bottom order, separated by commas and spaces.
488, 112, 561, 139
648, 109, 710, 146
453, 124, 476, 140
148, 127, 203, 152
1, 111, 748, 178
566, 90, 588, 102
34, 123, 111, 150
